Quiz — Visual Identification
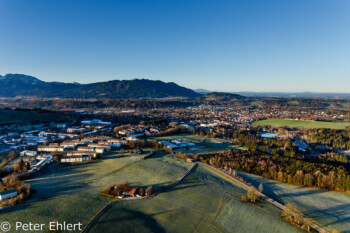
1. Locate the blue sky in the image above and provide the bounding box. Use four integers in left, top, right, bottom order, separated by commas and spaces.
0, 0, 349, 92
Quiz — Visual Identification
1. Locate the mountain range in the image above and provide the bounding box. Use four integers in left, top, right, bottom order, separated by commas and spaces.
0, 74, 201, 99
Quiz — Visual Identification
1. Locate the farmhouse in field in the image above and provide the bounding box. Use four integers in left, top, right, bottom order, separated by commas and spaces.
117, 186, 138, 199
124, 186, 137, 196
186, 158, 195, 163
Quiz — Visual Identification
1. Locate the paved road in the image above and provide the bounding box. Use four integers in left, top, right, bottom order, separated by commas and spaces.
200, 162, 329, 233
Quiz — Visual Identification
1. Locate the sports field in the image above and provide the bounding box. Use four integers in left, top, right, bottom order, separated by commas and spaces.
151, 134, 242, 154
254, 119, 350, 129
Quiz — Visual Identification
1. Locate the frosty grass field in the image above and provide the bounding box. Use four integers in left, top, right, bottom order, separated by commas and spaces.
1, 143, 300, 233
238, 171, 350, 232
1, 151, 191, 232
3, 135, 348, 232
87, 165, 302, 233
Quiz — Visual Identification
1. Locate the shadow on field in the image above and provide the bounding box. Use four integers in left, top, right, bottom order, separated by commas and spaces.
152, 163, 203, 194
305, 202, 350, 229
146, 150, 167, 159
88, 206, 166, 233
237, 171, 291, 203
163, 182, 204, 193
237, 171, 350, 231
278, 187, 328, 199
3, 169, 94, 214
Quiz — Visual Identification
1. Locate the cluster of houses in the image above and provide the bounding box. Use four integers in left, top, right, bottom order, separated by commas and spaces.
0, 119, 113, 154
0, 119, 118, 171
0, 130, 47, 154
37, 137, 125, 163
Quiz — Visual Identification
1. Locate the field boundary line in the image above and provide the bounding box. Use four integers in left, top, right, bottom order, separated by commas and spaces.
165, 162, 197, 189
173, 162, 197, 185
80, 200, 116, 233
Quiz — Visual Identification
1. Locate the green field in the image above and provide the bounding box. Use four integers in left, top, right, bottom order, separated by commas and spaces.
288, 100, 300, 105
87, 165, 302, 233
248, 100, 263, 106
254, 119, 350, 129
237, 171, 350, 232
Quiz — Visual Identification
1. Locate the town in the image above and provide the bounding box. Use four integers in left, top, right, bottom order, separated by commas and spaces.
1, 0, 349, 232
1, 103, 350, 232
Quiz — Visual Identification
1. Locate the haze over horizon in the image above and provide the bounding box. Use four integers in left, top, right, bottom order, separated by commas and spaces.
0, 0, 349, 92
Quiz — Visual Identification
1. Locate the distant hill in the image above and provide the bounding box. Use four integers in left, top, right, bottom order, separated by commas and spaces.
197, 92, 245, 101
236, 91, 350, 99
0, 74, 201, 99
193, 88, 212, 94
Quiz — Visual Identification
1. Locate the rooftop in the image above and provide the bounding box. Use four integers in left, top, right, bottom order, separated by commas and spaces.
0, 189, 17, 195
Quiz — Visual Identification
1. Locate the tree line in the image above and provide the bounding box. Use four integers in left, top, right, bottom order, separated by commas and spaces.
194, 149, 350, 191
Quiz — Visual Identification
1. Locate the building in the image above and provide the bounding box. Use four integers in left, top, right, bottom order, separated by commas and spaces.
61, 155, 91, 163
87, 143, 110, 153
37, 145, 65, 152
20, 150, 38, 157
56, 123, 67, 128
31, 155, 52, 170
66, 151, 97, 158
81, 119, 111, 125
108, 139, 125, 147
67, 128, 86, 134
159, 141, 178, 149
38, 131, 58, 138
150, 128, 160, 133
122, 186, 137, 197
80, 137, 98, 144
77, 146, 96, 152
60, 141, 79, 149
0, 189, 17, 201
186, 158, 195, 163
94, 147, 107, 153
171, 140, 195, 147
